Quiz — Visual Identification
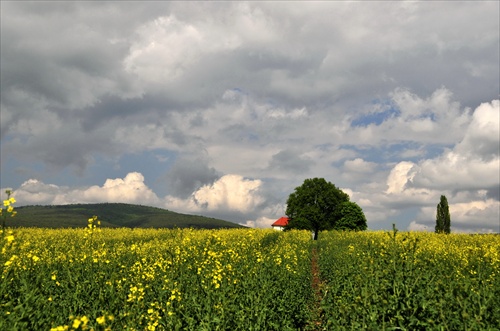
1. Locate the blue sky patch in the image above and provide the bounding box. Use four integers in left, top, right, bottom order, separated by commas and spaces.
351, 100, 400, 127
339, 142, 448, 165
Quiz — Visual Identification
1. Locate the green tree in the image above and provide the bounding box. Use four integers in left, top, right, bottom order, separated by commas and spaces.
435, 195, 451, 234
284, 178, 350, 240
334, 201, 367, 231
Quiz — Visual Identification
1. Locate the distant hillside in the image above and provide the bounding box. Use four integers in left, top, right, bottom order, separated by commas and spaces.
9, 203, 246, 229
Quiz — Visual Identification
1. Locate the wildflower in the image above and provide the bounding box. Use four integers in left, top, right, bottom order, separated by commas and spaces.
80, 316, 89, 325
4, 255, 17, 267
71, 316, 89, 329
96, 315, 106, 325
50, 326, 69, 331
72, 319, 82, 329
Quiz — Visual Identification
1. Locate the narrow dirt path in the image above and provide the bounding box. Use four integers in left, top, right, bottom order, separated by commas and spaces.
308, 246, 324, 330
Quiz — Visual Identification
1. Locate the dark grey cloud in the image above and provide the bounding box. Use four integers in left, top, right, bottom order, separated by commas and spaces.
486, 185, 500, 201
1, 10, 134, 108
268, 149, 314, 174
3, 120, 114, 175
77, 95, 174, 131
166, 157, 220, 198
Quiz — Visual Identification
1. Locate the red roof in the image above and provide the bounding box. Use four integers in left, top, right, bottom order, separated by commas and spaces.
272, 217, 289, 227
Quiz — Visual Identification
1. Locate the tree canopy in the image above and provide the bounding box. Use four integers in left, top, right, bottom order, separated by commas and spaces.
334, 201, 368, 231
284, 178, 366, 239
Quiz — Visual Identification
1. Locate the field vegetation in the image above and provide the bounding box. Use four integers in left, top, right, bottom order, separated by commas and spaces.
1, 225, 312, 331
1, 197, 499, 330
317, 228, 499, 330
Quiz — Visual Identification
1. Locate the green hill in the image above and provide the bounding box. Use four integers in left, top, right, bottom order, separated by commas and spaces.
8, 203, 246, 229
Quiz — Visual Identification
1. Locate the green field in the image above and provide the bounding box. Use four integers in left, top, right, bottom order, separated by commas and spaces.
1, 225, 498, 330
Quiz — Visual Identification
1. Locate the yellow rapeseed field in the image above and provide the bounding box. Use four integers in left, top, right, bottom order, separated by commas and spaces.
318, 229, 500, 330
1, 220, 313, 330
1, 196, 499, 330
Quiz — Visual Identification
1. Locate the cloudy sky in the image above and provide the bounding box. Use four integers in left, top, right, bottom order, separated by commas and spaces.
1, 1, 499, 232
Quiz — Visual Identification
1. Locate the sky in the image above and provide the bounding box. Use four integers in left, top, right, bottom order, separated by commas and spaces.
1, 1, 499, 232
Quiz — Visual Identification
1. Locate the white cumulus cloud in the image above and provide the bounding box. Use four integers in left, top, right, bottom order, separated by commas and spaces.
164, 174, 264, 215
76, 172, 160, 204
8, 172, 160, 206
241, 216, 277, 229
398, 100, 500, 191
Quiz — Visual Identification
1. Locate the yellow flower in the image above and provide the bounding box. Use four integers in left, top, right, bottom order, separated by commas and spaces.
96, 315, 106, 325
3, 200, 10, 207
72, 319, 81, 329
50, 326, 69, 331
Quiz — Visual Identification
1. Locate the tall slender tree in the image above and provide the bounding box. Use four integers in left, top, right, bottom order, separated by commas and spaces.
435, 195, 451, 234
